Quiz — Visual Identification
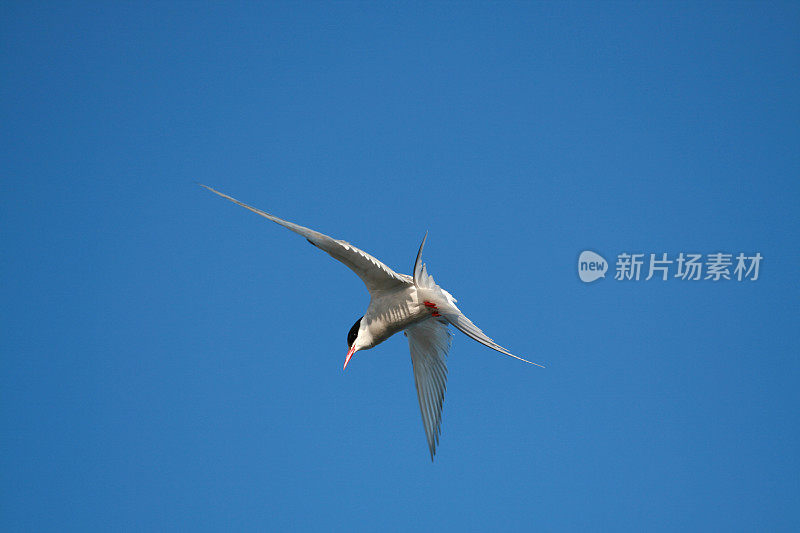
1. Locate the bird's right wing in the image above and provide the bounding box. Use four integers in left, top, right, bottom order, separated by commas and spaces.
405, 318, 452, 460
200, 185, 412, 295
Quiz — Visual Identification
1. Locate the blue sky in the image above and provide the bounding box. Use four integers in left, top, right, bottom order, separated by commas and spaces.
2, 2, 799, 531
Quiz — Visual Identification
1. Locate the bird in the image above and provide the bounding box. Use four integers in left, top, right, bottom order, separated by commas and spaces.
200, 184, 543, 459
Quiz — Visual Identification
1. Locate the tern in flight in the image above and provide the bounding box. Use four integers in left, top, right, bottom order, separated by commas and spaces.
201, 185, 543, 459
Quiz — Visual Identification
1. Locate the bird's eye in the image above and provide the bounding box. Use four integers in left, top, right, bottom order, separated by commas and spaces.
347, 317, 363, 347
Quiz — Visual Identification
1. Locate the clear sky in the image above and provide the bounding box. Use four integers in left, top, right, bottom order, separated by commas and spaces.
2, 2, 799, 531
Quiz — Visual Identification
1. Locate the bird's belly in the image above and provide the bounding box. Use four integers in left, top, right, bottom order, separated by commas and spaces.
363, 288, 429, 347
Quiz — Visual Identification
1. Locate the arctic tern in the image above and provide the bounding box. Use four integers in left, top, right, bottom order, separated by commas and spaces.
200, 184, 542, 459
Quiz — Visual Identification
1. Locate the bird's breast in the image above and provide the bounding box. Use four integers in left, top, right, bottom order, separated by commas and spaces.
362, 286, 430, 347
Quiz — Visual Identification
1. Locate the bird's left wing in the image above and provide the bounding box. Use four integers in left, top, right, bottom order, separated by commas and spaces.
405, 318, 452, 460
200, 185, 411, 294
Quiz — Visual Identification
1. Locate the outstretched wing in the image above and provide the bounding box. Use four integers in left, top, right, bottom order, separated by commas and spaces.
200, 185, 412, 295
405, 318, 452, 460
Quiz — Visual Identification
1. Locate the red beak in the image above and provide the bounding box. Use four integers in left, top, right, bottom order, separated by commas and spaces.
343, 345, 357, 370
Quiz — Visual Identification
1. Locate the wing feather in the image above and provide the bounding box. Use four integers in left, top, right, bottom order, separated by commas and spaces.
406, 318, 452, 460
200, 185, 411, 294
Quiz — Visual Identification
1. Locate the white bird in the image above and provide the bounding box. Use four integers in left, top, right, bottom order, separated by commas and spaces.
201, 185, 543, 459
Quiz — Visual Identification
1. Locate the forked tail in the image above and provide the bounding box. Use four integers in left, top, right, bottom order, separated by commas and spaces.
411, 232, 545, 368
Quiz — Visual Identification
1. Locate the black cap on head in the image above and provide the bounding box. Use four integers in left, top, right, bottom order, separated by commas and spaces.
347, 317, 363, 348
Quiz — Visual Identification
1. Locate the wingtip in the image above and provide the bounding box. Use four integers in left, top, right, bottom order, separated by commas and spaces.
514, 354, 546, 369
520, 356, 546, 369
